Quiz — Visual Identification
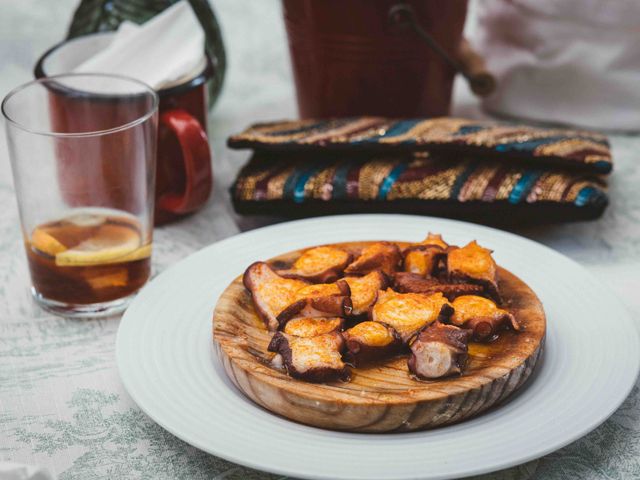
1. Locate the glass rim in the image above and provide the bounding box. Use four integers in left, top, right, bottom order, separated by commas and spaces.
1, 73, 159, 138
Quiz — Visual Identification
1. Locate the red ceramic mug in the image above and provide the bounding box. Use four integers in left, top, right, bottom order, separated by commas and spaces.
35, 32, 213, 224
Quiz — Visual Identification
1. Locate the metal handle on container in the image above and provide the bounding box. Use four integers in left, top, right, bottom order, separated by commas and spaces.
388, 3, 496, 97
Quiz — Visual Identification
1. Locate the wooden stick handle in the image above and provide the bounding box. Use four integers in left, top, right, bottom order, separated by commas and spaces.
457, 38, 496, 97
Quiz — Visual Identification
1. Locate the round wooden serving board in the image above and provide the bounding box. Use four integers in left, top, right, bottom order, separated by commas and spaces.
213, 242, 546, 433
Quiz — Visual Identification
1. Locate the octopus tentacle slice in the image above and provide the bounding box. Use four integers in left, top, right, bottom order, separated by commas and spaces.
450, 295, 519, 341
371, 289, 454, 343
276, 296, 353, 327
243, 261, 309, 331
282, 317, 344, 338
268, 331, 350, 383
276, 279, 353, 328
408, 321, 472, 380
342, 321, 403, 366
393, 272, 484, 300
343, 270, 388, 316
294, 279, 351, 300
277, 245, 352, 283
446, 241, 502, 303
237, 235, 529, 389
344, 242, 401, 277
402, 233, 449, 277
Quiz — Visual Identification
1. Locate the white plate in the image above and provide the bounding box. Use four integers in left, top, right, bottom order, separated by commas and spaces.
116, 214, 639, 480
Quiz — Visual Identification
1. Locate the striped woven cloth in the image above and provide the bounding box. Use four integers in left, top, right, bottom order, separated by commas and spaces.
232, 154, 608, 222
229, 117, 611, 222
228, 117, 613, 174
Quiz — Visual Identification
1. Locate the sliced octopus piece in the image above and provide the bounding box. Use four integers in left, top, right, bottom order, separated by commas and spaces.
344, 242, 401, 277
402, 234, 448, 277
451, 295, 519, 341
282, 317, 344, 338
371, 289, 453, 343
343, 270, 388, 316
408, 322, 471, 380
243, 261, 309, 331
342, 321, 403, 366
268, 331, 350, 383
277, 246, 352, 283
394, 272, 485, 300
446, 241, 501, 303
276, 279, 353, 328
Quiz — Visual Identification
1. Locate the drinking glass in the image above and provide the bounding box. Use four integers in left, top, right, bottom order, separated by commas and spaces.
2, 74, 158, 317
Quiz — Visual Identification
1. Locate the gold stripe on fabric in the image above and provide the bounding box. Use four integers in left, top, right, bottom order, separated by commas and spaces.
494, 171, 522, 200
306, 165, 338, 200
387, 163, 466, 200
299, 117, 383, 144
233, 119, 319, 144
266, 166, 296, 200
358, 160, 396, 200
348, 122, 395, 142
585, 154, 611, 163
535, 139, 610, 162
241, 119, 355, 145
564, 180, 595, 202
235, 168, 272, 200
458, 126, 606, 148
541, 128, 608, 142
530, 172, 571, 202
233, 176, 249, 200
378, 118, 470, 144
458, 165, 500, 201
458, 126, 535, 147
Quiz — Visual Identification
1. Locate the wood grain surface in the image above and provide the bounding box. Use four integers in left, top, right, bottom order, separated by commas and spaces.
213, 242, 546, 433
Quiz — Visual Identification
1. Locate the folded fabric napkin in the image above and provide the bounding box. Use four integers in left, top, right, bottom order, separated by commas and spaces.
228, 117, 611, 223
228, 117, 612, 174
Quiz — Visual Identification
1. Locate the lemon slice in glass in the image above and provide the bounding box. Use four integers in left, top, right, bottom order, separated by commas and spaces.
55, 224, 149, 267
31, 228, 68, 257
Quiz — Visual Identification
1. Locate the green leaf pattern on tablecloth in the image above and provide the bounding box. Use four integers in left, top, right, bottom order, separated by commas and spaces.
10, 388, 277, 479
1, 314, 639, 479
0, 315, 281, 479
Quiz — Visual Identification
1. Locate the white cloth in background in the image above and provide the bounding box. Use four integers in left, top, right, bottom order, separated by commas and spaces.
72, 1, 205, 90
471, 0, 640, 131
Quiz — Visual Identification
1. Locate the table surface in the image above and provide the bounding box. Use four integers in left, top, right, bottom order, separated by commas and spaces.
1, 2, 639, 479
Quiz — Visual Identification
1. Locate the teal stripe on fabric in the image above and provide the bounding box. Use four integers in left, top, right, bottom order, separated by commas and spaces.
454, 125, 486, 136
331, 162, 352, 200
574, 186, 609, 207
496, 136, 565, 153
293, 166, 324, 203
282, 166, 305, 200
450, 163, 476, 200
593, 160, 612, 174
377, 163, 408, 200
509, 171, 543, 204
575, 186, 596, 207
353, 119, 419, 145
379, 120, 420, 138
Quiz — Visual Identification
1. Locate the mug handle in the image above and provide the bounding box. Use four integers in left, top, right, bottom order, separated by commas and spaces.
158, 109, 213, 214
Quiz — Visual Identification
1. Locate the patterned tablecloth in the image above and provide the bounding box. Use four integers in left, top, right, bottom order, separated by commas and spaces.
1, 2, 640, 479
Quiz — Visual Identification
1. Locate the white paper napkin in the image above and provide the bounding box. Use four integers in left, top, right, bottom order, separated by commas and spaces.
73, 0, 205, 90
